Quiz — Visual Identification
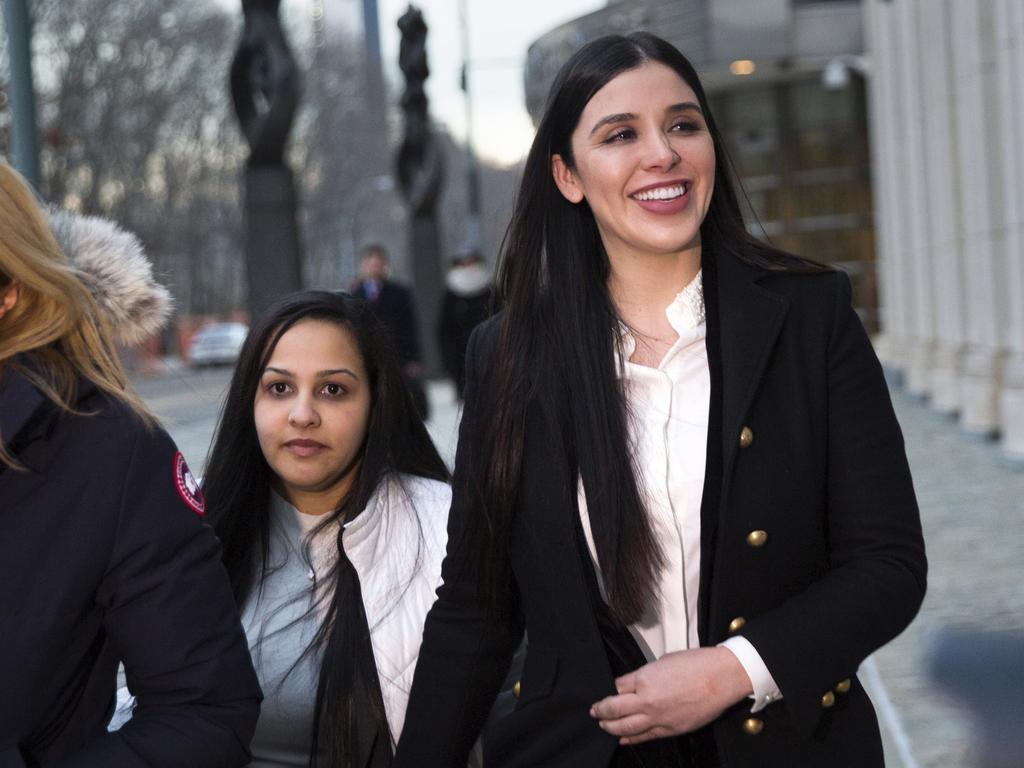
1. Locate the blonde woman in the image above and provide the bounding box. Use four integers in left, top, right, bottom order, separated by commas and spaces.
0, 161, 260, 767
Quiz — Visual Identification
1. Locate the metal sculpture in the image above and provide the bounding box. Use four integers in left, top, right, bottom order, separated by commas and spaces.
230, 0, 303, 318
396, 5, 445, 374
396, 5, 444, 217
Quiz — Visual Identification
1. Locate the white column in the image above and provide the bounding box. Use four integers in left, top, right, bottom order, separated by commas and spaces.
864, 0, 913, 370
950, 0, 1005, 435
919, 1, 966, 414
862, 0, 892, 363
996, 0, 1024, 458
897, 0, 936, 397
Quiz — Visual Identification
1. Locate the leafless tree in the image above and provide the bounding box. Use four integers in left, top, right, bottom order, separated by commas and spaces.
0, 0, 519, 327
1, 0, 246, 316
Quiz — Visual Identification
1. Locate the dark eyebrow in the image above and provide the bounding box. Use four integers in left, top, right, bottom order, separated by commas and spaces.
589, 112, 637, 137
667, 101, 704, 117
588, 102, 704, 137
262, 366, 359, 381
317, 368, 359, 380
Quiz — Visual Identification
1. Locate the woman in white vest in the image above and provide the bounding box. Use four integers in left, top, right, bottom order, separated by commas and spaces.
204, 290, 461, 767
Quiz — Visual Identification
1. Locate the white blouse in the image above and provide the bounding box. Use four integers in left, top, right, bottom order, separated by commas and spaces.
577, 270, 782, 712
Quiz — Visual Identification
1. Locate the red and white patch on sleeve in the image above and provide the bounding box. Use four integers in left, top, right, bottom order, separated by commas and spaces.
173, 451, 206, 515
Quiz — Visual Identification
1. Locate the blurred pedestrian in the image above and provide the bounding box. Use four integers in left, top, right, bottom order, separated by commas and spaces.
438, 251, 493, 399
203, 290, 465, 767
350, 244, 429, 419
393, 33, 926, 768
0, 160, 261, 766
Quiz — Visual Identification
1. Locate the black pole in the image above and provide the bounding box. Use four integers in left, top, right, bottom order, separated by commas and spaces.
362, 0, 388, 164
458, 0, 482, 250
3, 0, 41, 188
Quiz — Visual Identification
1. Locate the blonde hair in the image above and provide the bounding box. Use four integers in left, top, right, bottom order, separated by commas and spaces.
0, 161, 152, 467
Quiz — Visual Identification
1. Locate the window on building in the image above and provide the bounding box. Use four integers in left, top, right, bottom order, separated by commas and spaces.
710, 73, 877, 329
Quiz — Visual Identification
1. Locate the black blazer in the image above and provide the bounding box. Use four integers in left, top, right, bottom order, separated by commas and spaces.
394, 250, 927, 767
0, 363, 261, 767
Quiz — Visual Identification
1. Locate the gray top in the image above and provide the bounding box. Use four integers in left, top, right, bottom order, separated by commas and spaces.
242, 492, 328, 767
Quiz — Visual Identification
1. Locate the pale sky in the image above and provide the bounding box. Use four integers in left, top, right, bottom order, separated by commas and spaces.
252, 0, 604, 166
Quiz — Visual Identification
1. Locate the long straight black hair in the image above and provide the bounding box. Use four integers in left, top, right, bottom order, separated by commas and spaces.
203, 290, 448, 768
467, 32, 825, 625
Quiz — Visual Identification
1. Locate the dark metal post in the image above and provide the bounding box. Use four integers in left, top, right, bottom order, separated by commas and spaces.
362, 0, 389, 165
458, 0, 482, 251
3, 0, 41, 188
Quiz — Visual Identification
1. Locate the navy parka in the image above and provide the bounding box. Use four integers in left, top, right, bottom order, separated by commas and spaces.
0, 361, 261, 767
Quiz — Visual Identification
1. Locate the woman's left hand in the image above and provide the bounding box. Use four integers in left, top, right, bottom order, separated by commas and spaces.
590, 647, 752, 745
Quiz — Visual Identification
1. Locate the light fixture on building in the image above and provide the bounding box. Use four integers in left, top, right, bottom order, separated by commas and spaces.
730, 60, 756, 76
823, 54, 870, 90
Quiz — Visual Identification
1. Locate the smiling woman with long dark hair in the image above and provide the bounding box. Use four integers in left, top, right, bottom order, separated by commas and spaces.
392, 32, 927, 768
203, 290, 454, 768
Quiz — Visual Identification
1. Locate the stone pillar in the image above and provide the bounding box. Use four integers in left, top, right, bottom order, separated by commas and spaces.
950, 0, 1004, 435
996, 0, 1024, 459
919, 1, 966, 414
896, 0, 936, 397
864, 0, 912, 371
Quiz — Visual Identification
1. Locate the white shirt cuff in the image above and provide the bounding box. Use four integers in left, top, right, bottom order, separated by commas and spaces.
719, 635, 783, 713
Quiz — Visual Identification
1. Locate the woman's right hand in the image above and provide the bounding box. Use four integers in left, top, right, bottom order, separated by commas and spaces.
590, 647, 752, 744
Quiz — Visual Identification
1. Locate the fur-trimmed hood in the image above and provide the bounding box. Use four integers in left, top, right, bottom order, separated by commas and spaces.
46, 209, 172, 346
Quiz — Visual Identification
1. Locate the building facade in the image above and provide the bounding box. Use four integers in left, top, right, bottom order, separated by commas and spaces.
864, 0, 1024, 458
524, 0, 879, 325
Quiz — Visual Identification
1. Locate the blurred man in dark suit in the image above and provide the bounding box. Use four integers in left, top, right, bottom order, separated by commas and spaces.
351, 244, 428, 419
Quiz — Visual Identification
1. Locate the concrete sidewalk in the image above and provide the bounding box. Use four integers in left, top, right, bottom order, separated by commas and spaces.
422, 379, 463, 470
865, 387, 1024, 768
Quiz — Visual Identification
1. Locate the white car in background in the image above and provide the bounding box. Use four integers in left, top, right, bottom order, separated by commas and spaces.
187, 322, 248, 368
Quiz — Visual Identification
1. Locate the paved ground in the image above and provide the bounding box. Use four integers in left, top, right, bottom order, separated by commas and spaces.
131, 362, 236, 473
866, 386, 1024, 768
133, 364, 1020, 766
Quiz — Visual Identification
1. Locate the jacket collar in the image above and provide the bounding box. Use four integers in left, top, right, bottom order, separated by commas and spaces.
711, 248, 790, 477
1, 360, 50, 453
0, 356, 98, 459
569, 247, 790, 531
692, 247, 789, 639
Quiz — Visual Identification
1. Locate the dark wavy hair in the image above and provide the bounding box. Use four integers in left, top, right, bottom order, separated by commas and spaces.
465, 32, 824, 626
204, 290, 448, 767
